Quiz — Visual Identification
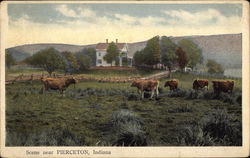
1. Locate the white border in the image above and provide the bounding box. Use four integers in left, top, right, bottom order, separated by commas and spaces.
0, 1, 249, 157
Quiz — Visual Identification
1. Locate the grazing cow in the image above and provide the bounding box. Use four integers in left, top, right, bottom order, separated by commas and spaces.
164, 79, 178, 91
131, 79, 159, 99
193, 79, 209, 91
41, 77, 77, 94
212, 80, 234, 94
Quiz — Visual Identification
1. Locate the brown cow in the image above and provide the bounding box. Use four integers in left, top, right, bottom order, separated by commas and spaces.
212, 80, 234, 94
131, 79, 159, 99
193, 79, 209, 91
41, 77, 77, 94
164, 79, 178, 91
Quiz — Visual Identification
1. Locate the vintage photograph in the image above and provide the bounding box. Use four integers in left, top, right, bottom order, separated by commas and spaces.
1, 1, 249, 157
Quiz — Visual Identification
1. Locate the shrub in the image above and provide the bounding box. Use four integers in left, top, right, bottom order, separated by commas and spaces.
112, 123, 147, 146
176, 125, 215, 146
200, 109, 242, 145
168, 88, 187, 97
110, 110, 147, 146
111, 109, 144, 126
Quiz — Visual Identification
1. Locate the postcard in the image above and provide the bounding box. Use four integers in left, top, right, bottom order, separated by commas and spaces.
0, 1, 249, 157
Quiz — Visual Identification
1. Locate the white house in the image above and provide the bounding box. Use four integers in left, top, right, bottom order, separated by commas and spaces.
96, 39, 132, 67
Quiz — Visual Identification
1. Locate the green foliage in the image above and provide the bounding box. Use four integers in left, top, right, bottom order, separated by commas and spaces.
200, 109, 242, 145
61, 51, 79, 73
110, 110, 147, 146
5, 52, 16, 68
77, 48, 96, 66
143, 36, 161, 66
178, 39, 203, 69
133, 50, 144, 67
160, 36, 177, 70
177, 125, 215, 146
76, 54, 91, 71
206, 59, 224, 74
104, 42, 119, 66
25, 47, 65, 75
175, 47, 188, 70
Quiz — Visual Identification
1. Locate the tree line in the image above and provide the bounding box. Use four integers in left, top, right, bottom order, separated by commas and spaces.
18, 47, 96, 75
5, 36, 224, 75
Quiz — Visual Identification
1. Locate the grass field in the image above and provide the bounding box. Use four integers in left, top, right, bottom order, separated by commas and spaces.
5, 71, 242, 146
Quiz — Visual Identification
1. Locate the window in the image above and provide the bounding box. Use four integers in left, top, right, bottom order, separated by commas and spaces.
98, 59, 102, 64
98, 52, 101, 56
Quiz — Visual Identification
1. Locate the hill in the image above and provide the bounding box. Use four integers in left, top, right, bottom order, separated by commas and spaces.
6, 33, 242, 68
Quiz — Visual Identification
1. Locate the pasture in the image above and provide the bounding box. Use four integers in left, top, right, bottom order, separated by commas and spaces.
5, 71, 242, 146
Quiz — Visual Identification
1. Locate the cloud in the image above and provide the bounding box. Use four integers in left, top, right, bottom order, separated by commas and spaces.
163, 9, 241, 27
7, 6, 242, 48
56, 5, 96, 18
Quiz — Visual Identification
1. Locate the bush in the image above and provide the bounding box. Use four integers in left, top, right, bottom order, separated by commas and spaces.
200, 109, 242, 145
111, 109, 144, 126
110, 110, 147, 146
168, 88, 187, 97
176, 125, 215, 146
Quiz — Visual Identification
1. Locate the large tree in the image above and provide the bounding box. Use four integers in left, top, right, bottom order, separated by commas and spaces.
176, 47, 188, 71
76, 54, 91, 71
206, 59, 224, 74
133, 50, 144, 67
160, 36, 178, 74
178, 39, 203, 69
143, 36, 161, 67
104, 42, 119, 66
61, 51, 79, 74
5, 52, 16, 69
25, 47, 65, 75
76, 48, 96, 66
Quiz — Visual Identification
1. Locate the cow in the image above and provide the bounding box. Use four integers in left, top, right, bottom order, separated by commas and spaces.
131, 79, 159, 99
164, 79, 178, 91
212, 80, 234, 94
41, 77, 77, 94
193, 79, 209, 91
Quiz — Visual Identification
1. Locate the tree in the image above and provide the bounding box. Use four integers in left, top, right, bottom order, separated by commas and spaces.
25, 47, 65, 75
160, 36, 178, 74
104, 42, 119, 66
61, 51, 79, 74
5, 52, 16, 69
206, 59, 224, 74
76, 54, 91, 71
143, 36, 161, 67
77, 48, 96, 66
133, 50, 144, 67
178, 39, 203, 69
176, 47, 188, 71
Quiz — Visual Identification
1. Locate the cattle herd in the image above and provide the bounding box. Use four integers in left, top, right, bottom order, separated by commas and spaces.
39, 76, 234, 99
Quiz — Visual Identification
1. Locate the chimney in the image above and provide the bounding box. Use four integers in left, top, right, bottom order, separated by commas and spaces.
116, 39, 118, 43
106, 39, 108, 43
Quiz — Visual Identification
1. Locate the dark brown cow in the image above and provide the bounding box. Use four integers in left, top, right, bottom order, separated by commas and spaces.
41, 77, 77, 94
193, 79, 209, 91
164, 79, 178, 91
131, 79, 159, 99
212, 80, 234, 94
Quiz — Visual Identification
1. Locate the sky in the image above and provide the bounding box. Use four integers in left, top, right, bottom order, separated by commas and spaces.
7, 3, 243, 48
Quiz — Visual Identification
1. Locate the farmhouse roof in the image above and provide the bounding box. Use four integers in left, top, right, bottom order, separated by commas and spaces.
96, 43, 126, 50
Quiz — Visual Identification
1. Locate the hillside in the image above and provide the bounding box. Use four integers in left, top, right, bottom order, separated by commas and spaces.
6, 33, 242, 68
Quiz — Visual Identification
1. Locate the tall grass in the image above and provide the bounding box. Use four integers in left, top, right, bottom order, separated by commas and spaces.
109, 109, 147, 146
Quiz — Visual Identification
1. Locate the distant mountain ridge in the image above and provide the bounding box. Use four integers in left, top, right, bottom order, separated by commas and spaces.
6, 33, 242, 68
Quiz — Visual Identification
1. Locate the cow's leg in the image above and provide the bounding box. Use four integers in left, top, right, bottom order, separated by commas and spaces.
156, 88, 159, 97
150, 90, 155, 99
141, 91, 144, 99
